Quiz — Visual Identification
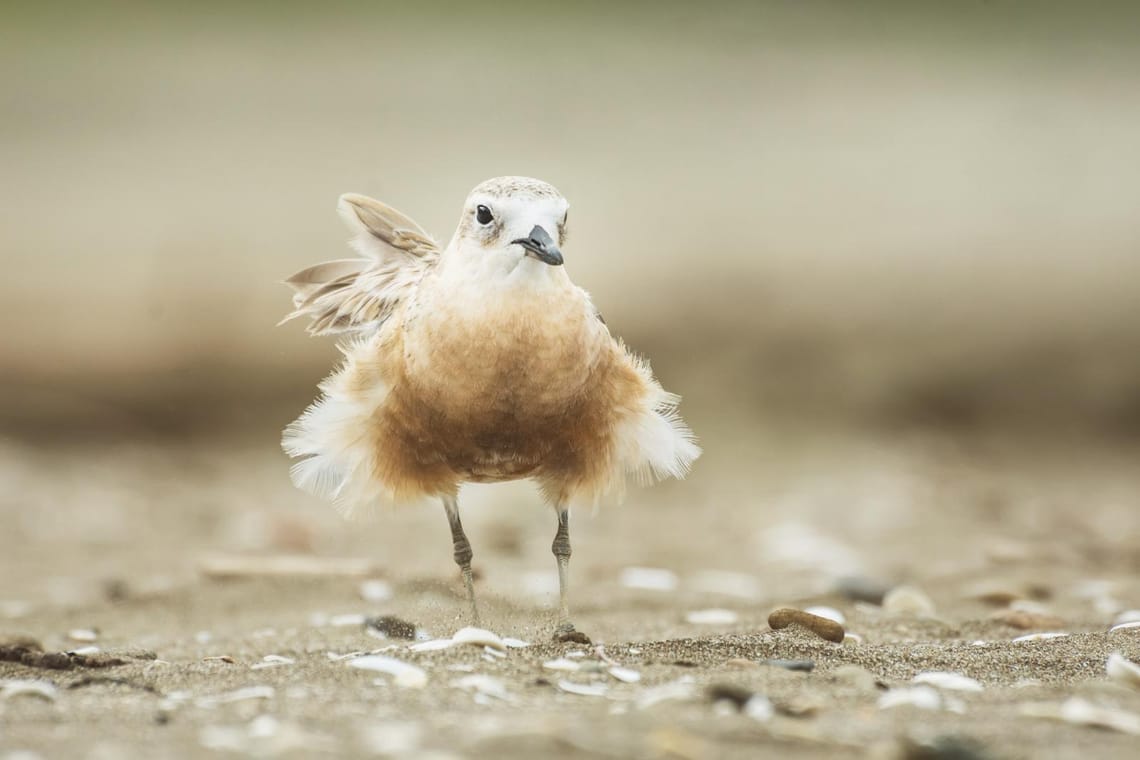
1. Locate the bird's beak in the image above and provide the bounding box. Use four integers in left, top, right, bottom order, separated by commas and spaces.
512, 225, 563, 266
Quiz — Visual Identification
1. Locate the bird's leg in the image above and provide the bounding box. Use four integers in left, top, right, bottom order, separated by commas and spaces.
552, 504, 591, 644
443, 495, 479, 626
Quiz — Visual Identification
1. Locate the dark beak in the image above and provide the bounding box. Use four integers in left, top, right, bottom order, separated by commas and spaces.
512, 225, 563, 266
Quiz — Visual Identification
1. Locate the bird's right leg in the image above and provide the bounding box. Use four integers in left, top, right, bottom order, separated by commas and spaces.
443, 495, 479, 626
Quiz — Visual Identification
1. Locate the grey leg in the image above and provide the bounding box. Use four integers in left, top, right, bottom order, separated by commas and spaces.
552, 505, 591, 643
443, 495, 479, 625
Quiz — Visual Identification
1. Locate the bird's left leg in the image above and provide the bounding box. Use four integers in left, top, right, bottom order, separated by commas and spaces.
443, 495, 479, 626
551, 503, 591, 644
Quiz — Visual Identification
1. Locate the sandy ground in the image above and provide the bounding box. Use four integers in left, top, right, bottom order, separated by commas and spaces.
2, 420, 1140, 759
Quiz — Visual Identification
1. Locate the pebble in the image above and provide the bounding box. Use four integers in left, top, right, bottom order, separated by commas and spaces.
557, 680, 609, 697
767, 608, 845, 643
347, 656, 427, 688
67, 629, 98, 643
913, 671, 984, 692
684, 609, 739, 625
882, 585, 936, 617
834, 575, 892, 604
1106, 653, 1140, 690
803, 606, 845, 625
762, 659, 815, 673
1021, 697, 1140, 735
620, 567, 679, 592
608, 667, 641, 683
357, 579, 392, 602
991, 609, 1065, 630
365, 615, 417, 640
0, 679, 58, 701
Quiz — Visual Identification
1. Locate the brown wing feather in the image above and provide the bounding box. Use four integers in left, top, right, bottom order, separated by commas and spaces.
280, 194, 441, 336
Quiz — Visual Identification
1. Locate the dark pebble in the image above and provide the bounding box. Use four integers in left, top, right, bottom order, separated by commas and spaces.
707, 683, 755, 709
835, 575, 893, 604
365, 615, 417, 640
763, 659, 815, 672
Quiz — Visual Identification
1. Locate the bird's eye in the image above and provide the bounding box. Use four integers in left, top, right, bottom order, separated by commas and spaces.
476, 205, 493, 225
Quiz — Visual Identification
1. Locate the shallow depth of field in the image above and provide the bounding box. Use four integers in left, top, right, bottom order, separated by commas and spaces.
2, 3, 1140, 758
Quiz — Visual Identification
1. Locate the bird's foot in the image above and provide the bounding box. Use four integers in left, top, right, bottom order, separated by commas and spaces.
553, 622, 592, 645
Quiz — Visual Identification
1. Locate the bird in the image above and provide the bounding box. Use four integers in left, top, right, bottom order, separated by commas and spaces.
280, 176, 699, 641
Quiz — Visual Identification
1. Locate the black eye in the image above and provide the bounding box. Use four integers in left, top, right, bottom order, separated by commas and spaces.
476, 205, 493, 225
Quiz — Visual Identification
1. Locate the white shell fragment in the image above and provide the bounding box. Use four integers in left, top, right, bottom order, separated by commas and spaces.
1113, 610, 1140, 625
557, 680, 609, 697
543, 658, 580, 672
1109, 621, 1140, 633
1021, 697, 1140, 736
1, 679, 58, 701
408, 639, 454, 653
803, 606, 846, 625
882, 585, 936, 617
608, 667, 642, 683
913, 671, 984, 692
620, 567, 679, 592
636, 678, 697, 709
195, 685, 275, 708
358, 579, 392, 602
347, 656, 427, 688
1106, 653, 1140, 690
451, 627, 507, 651
502, 638, 530, 648
67, 629, 98, 643
329, 613, 367, 627
878, 685, 964, 713
69, 646, 99, 656
1012, 632, 1069, 642
684, 609, 739, 625
745, 695, 774, 722
250, 655, 296, 670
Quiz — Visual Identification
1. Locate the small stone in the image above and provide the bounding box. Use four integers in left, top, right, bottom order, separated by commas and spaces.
991, 609, 1065, 630
557, 680, 609, 697
835, 575, 892, 604
762, 659, 815, 673
706, 683, 754, 709
365, 615, 417, 640
767, 608, 845, 643
803, 606, 845, 625
882, 585, 936, 617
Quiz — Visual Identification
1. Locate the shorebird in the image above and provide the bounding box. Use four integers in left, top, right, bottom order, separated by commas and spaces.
281, 176, 699, 640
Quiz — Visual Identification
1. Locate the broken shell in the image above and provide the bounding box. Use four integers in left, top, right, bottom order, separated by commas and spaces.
543, 658, 580, 672
347, 656, 427, 688
358, 579, 392, 602
913, 671, 984, 692
451, 627, 506, 651
0, 679, 58, 701
878, 685, 943, 711
767, 608, 845, 643
1107, 653, 1140, 690
67, 629, 98, 643
1110, 621, 1140, 633
608, 667, 641, 683
451, 674, 510, 701
1012, 632, 1069, 642
408, 639, 453, 652
557, 680, 609, 697
1021, 697, 1140, 736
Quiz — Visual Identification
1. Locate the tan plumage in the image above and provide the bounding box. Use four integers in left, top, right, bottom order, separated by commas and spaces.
281, 176, 698, 633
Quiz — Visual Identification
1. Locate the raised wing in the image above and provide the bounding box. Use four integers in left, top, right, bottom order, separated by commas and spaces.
281, 194, 441, 336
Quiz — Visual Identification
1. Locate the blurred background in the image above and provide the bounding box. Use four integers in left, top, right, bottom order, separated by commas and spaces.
2, 1, 1139, 610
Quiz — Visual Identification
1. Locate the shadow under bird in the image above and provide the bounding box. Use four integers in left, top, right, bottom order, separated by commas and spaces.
280, 176, 699, 640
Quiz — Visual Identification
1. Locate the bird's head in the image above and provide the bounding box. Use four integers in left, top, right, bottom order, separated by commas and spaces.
452, 176, 569, 267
